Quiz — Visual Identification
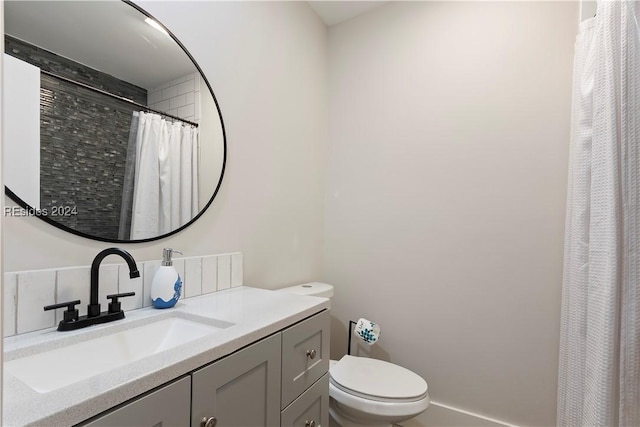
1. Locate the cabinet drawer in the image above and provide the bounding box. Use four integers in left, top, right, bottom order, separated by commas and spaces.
80, 376, 190, 427
281, 310, 330, 408
281, 374, 329, 427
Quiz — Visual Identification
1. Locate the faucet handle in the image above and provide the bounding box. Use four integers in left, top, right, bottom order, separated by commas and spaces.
106, 292, 135, 314
44, 300, 81, 322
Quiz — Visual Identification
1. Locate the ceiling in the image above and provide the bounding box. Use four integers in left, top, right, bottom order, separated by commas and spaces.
4, 1, 390, 89
4, 1, 196, 90
308, 1, 389, 26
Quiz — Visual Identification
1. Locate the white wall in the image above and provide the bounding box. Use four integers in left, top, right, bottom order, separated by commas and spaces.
3, 1, 328, 293
323, 2, 577, 426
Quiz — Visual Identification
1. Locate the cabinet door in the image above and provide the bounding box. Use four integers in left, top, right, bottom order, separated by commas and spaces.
281, 310, 330, 408
81, 376, 190, 427
192, 333, 282, 427
281, 374, 329, 427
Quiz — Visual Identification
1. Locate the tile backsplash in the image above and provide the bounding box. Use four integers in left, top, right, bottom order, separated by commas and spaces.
3, 252, 243, 337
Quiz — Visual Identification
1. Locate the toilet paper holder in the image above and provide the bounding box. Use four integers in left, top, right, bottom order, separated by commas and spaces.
348, 318, 381, 355
348, 320, 357, 355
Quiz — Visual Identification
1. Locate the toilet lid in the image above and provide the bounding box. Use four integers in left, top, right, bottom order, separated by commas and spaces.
330, 355, 428, 401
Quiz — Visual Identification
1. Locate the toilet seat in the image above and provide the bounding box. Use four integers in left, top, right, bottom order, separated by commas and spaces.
330, 356, 428, 403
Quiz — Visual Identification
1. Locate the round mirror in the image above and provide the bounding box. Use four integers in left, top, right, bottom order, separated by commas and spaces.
3, 0, 226, 242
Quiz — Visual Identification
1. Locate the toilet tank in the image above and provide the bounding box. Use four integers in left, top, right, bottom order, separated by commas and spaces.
278, 282, 333, 298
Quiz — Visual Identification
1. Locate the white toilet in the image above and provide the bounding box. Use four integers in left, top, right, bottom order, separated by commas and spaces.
278, 283, 430, 427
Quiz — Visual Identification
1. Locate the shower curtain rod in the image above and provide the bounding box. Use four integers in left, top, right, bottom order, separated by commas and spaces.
40, 69, 199, 127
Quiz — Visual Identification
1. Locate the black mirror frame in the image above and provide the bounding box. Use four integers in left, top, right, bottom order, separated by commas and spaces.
4, 0, 227, 244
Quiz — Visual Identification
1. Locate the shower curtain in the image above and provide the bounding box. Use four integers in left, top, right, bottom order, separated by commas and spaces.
121, 112, 199, 240
558, 2, 640, 426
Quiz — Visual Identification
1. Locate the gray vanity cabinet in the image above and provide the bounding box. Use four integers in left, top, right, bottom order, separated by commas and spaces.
82, 376, 191, 427
76, 310, 329, 427
191, 333, 282, 427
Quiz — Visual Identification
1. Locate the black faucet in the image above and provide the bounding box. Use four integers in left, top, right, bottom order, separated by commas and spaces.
44, 248, 140, 331
88, 248, 140, 317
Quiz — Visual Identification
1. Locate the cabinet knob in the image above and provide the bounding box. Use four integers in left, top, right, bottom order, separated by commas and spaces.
306, 349, 317, 359
201, 416, 217, 427
305, 420, 316, 427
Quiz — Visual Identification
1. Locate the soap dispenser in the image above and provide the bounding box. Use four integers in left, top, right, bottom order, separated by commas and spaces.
151, 248, 183, 308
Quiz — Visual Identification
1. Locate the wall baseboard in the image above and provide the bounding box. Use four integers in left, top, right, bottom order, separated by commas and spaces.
398, 401, 518, 427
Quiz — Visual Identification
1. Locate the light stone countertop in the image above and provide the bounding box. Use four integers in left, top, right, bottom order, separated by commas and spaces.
3, 286, 331, 427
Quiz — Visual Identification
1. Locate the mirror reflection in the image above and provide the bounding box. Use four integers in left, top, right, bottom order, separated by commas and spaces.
3, 0, 225, 242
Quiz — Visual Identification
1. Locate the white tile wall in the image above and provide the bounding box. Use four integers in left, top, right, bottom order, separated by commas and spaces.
231, 253, 243, 288
148, 72, 201, 124
4, 273, 18, 337
184, 257, 203, 298
16, 270, 56, 334
4, 252, 242, 336
202, 256, 218, 294
217, 255, 231, 291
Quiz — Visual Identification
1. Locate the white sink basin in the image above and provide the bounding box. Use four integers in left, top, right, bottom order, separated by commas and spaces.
5, 316, 227, 393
